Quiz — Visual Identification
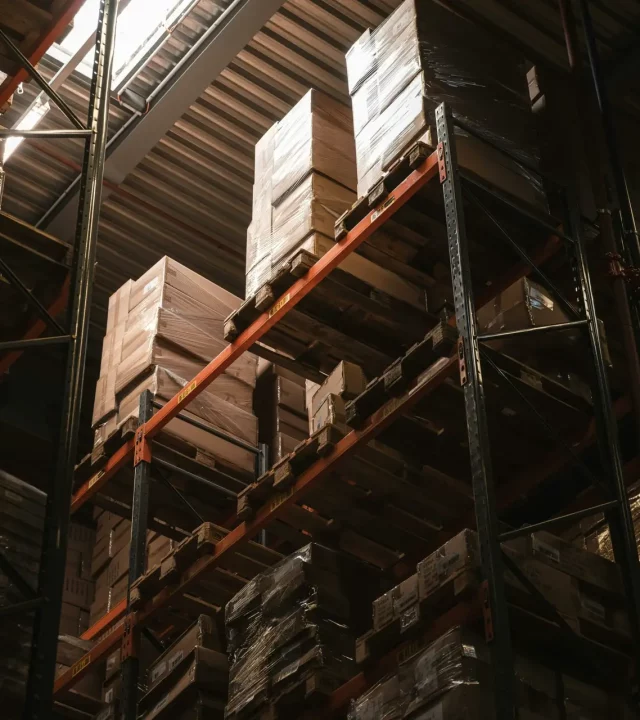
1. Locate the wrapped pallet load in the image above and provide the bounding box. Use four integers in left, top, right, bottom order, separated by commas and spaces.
346, 0, 546, 211
92, 257, 258, 474
246, 89, 426, 311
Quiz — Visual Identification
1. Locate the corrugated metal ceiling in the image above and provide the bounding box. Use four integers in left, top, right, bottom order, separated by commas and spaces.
1, 0, 640, 339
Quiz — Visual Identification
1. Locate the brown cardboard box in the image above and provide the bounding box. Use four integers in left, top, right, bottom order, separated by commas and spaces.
110, 575, 129, 609
310, 361, 366, 421
92, 368, 118, 427
272, 89, 357, 204
91, 533, 110, 577
63, 572, 94, 610
311, 394, 347, 434
417, 529, 479, 601
105, 280, 132, 335
372, 573, 418, 632
59, 602, 88, 636
273, 376, 306, 415
506, 529, 622, 595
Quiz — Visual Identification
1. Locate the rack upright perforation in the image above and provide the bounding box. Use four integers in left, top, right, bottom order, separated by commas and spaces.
49, 98, 640, 719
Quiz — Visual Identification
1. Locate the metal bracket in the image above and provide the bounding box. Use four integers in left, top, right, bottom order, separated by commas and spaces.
133, 425, 151, 466
437, 142, 447, 183
481, 580, 494, 641
121, 616, 137, 661
457, 338, 468, 386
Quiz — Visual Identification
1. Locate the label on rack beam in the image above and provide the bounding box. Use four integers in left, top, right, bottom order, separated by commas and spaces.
178, 381, 197, 404
71, 655, 91, 676
371, 196, 395, 223
268, 293, 290, 318
87, 470, 105, 490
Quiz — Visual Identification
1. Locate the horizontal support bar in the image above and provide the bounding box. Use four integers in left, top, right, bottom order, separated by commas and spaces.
0, 596, 44, 617
153, 457, 239, 499
478, 319, 588, 342
0, 129, 93, 139
499, 500, 619, 542
151, 399, 259, 454
0, 335, 71, 352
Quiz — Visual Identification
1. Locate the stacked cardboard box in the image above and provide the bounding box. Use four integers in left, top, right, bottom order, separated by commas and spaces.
92, 256, 259, 474
0, 471, 46, 716
254, 360, 309, 466
346, 0, 546, 211
225, 544, 380, 718
60, 522, 96, 636
134, 615, 227, 720
350, 625, 626, 719
89, 509, 174, 627
304, 361, 367, 435
358, 529, 629, 665
246, 89, 426, 311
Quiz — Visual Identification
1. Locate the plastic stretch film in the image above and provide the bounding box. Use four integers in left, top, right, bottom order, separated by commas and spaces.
346, 0, 546, 209
225, 544, 381, 718
0, 472, 46, 714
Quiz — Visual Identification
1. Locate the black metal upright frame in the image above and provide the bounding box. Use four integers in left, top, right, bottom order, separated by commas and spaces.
0, 2, 121, 718
436, 103, 640, 718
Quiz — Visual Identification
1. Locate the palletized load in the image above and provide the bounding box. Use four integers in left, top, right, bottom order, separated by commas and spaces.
92, 256, 258, 474
246, 88, 426, 310
225, 543, 380, 718
346, 0, 546, 211
350, 625, 628, 719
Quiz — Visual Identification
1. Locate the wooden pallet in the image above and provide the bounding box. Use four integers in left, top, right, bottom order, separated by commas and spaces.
225, 247, 439, 380
130, 522, 281, 622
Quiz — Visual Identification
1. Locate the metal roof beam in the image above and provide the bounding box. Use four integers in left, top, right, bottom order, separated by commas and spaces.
41, 0, 286, 242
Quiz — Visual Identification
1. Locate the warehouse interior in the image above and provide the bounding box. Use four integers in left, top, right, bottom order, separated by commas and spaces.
0, 0, 640, 718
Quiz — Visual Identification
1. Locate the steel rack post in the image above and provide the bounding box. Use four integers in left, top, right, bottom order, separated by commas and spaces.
566, 194, 640, 676
24, 1, 120, 718
435, 103, 516, 720
121, 390, 154, 720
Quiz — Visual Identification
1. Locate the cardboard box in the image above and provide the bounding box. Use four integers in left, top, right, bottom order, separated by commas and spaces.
63, 573, 94, 610
311, 394, 347, 434
372, 573, 418, 632
310, 361, 366, 421
272, 89, 357, 204
271, 173, 355, 259
105, 280, 132, 336
107, 544, 131, 587
417, 529, 479, 601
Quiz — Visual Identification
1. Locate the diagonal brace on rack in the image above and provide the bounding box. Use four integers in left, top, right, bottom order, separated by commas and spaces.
0, 552, 38, 599
0, 27, 87, 132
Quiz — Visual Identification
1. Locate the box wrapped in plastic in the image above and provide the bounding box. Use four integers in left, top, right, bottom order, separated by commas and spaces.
115, 309, 255, 405
225, 544, 380, 718
347, 0, 545, 209
114, 367, 258, 472
272, 90, 356, 205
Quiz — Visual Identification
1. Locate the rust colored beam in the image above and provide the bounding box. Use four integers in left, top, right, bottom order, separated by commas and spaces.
70, 149, 440, 513
0, 1, 87, 110
80, 598, 127, 642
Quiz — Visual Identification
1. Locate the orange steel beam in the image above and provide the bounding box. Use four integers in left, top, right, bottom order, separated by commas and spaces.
0, 273, 70, 376
54, 354, 456, 698
0, 0, 86, 110
70, 148, 441, 514
80, 598, 127, 642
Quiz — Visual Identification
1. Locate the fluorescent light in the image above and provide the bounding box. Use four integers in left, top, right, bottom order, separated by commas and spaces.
3, 99, 51, 162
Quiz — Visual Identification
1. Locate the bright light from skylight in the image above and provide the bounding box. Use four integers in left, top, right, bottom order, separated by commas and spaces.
3, 99, 50, 162
47, 0, 196, 91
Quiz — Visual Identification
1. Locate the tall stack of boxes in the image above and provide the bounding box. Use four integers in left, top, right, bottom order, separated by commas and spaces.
350, 625, 627, 719
225, 544, 380, 718
254, 361, 310, 466
304, 361, 367, 435
0, 472, 46, 716
354, 528, 630, 717
89, 510, 174, 628
60, 522, 96, 636
92, 256, 258, 475
346, 0, 545, 210
246, 90, 426, 311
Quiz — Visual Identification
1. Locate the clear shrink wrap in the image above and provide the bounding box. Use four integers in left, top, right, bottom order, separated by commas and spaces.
226, 544, 381, 717
347, 0, 545, 209
108, 366, 258, 472
115, 306, 256, 400
271, 90, 357, 205
0, 472, 45, 713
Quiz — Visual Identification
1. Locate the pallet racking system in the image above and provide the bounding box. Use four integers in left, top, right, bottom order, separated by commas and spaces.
50, 103, 640, 719
0, 1, 119, 718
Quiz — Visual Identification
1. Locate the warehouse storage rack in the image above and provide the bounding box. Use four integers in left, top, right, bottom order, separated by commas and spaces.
0, 1, 120, 718
52, 103, 640, 720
